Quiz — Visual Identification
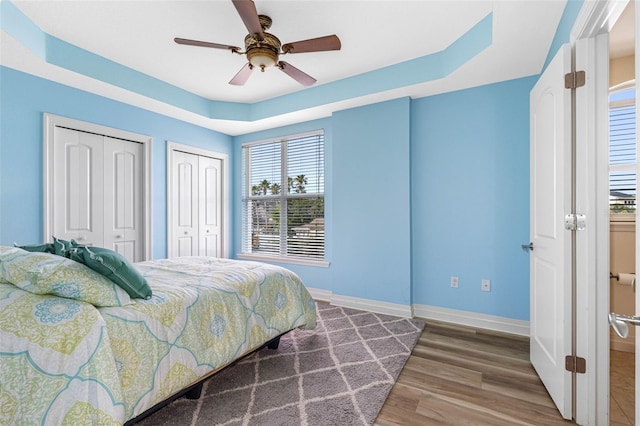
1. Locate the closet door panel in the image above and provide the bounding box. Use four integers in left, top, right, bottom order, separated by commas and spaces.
53, 127, 103, 244
103, 137, 143, 262
199, 156, 222, 257
171, 151, 199, 257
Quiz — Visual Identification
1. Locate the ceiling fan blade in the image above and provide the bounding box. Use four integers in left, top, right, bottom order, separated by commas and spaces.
277, 61, 316, 86
175, 37, 240, 52
282, 35, 341, 54
232, 0, 264, 40
229, 63, 254, 86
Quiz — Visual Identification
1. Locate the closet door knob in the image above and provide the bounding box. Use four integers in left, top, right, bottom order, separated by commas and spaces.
521, 242, 534, 252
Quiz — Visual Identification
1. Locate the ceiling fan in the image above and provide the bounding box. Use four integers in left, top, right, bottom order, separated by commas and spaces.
174, 0, 341, 87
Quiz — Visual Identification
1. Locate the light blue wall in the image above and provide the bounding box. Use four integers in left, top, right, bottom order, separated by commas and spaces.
0, 0, 585, 321
232, 98, 412, 306
233, 81, 533, 318
0, 66, 232, 258
0, 67, 537, 320
331, 99, 412, 306
411, 77, 537, 320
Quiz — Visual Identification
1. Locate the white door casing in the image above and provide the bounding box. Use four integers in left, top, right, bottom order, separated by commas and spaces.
529, 43, 573, 420
569, 1, 630, 424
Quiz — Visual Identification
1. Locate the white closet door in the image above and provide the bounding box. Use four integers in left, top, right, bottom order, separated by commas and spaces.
103, 137, 144, 262
52, 127, 104, 245
171, 151, 199, 257
199, 156, 222, 257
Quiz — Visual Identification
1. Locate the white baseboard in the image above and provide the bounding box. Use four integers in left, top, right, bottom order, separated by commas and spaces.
331, 294, 413, 318
413, 304, 530, 337
306, 287, 332, 303
306, 288, 528, 335
306, 288, 413, 318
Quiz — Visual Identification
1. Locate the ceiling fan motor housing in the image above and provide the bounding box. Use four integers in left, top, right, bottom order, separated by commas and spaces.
245, 32, 281, 71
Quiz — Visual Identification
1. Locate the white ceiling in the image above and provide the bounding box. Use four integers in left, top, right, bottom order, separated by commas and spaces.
3, 1, 580, 135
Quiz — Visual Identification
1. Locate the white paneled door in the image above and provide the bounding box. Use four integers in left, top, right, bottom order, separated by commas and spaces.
52, 127, 105, 248
51, 127, 144, 262
172, 150, 199, 257
169, 149, 223, 258
103, 137, 144, 262
198, 155, 222, 257
529, 43, 572, 420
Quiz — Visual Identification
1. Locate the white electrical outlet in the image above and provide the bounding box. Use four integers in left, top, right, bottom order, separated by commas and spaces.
450, 276, 459, 288
481, 279, 491, 292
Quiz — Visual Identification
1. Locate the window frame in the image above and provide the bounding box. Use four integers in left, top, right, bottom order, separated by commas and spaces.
609, 82, 636, 222
238, 130, 329, 267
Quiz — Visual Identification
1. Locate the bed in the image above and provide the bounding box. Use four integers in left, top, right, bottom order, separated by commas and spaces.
0, 246, 316, 425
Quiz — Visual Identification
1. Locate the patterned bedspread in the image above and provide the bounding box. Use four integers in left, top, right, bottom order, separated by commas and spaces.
0, 256, 316, 425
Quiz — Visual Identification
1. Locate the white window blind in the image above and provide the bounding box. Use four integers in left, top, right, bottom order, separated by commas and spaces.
242, 131, 325, 260
609, 88, 636, 215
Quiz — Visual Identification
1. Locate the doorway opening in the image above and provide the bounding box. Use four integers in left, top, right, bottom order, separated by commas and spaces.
608, 2, 636, 424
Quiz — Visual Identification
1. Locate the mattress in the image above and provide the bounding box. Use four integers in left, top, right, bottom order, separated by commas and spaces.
0, 256, 316, 425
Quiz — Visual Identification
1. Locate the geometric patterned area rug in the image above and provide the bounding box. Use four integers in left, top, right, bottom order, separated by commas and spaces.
138, 301, 425, 426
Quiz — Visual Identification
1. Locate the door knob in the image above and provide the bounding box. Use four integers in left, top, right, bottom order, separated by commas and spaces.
608, 312, 640, 338
521, 242, 534, 252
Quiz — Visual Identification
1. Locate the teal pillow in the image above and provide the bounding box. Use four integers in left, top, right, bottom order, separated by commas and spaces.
52, 236, 73, 257
15, 242, 55, 254
69, 246, 152, 299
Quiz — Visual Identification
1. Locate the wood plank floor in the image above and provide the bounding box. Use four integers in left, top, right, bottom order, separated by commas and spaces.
375, 319, 575, 425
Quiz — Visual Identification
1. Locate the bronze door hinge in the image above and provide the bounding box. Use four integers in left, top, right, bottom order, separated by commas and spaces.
565, 71, 586, 89
565, 355, 586, 374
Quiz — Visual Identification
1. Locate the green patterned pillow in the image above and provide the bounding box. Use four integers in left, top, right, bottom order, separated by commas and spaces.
52, 236, 73, 257
15, 242, 55, 254
0, 246, 133, 307
69, 245, 152, 299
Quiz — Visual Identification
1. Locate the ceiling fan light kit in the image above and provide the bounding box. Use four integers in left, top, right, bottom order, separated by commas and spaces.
174, 0, 341, 86
245, 31, 281, 72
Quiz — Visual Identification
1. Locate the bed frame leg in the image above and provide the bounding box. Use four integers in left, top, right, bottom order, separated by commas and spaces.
267, 336, 281, 349
185, 383, 203, 400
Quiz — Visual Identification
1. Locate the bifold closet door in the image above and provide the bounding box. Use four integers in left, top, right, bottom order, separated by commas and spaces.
51, 127, 143, 262
169, 151, 223, 258
103, 137, 144, 262
171, 151, 199, 257
52, 127, 104, 246
198, 155, 222, 257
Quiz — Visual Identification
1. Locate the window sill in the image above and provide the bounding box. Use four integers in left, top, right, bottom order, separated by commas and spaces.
236, 253, 330, 268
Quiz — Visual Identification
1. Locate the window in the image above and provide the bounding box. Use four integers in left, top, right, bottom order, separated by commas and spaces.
241, 131, 325, 263
609, 86, 636, 216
